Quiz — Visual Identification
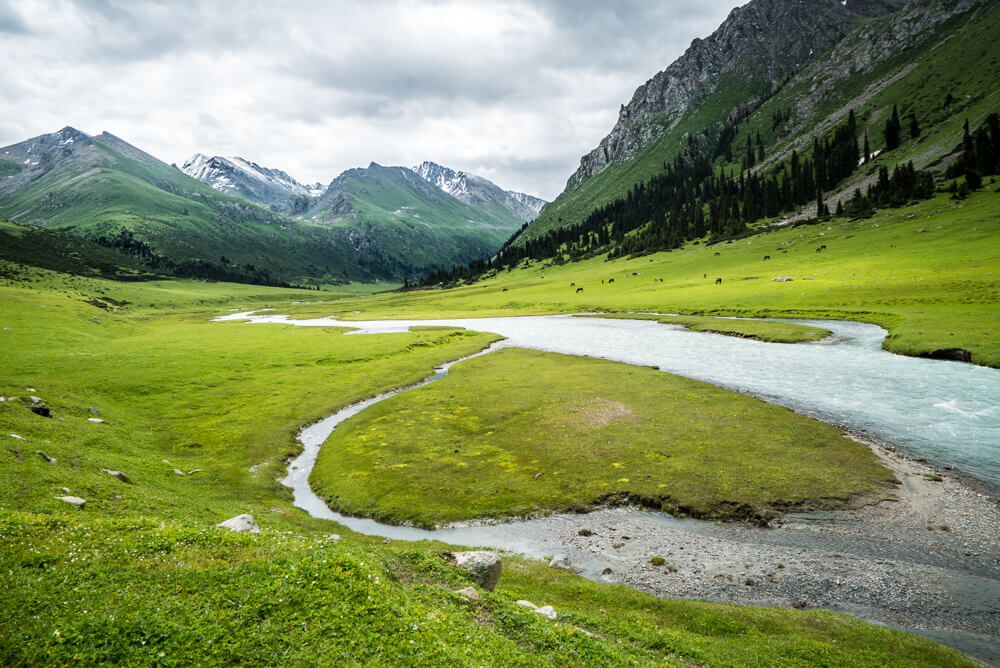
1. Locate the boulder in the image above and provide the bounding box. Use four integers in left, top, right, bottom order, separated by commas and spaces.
549, 554, 573, 571
29, 405, 51, 418
29, 396, 42, 404
87, 418, 105, 424
325, 534, 342, 542
35, 450, 56, 463
89, 407, 99, 416
100, 468, 132, 484
448, 551, 503, 591
9, 434, 25, 441
55, 496, 86, 508
216, 513, 260, 533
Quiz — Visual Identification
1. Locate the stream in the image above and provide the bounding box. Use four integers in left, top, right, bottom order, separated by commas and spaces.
216, 311, 1000, 665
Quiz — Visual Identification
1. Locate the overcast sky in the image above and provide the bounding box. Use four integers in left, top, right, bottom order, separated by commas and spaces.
1, 0, 739, 200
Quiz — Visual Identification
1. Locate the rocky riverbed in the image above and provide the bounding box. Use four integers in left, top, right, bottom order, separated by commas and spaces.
512, 441, 999, 666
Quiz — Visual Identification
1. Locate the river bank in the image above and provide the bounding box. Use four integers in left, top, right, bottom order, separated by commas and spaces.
510, 439, 1000, 666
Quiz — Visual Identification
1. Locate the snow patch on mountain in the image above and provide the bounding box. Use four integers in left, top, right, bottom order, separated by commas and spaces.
412, 161, 545, 221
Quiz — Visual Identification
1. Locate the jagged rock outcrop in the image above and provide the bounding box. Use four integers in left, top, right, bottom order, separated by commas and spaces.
566, 0, 908, 190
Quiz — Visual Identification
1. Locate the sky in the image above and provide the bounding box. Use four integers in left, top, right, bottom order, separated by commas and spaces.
0, 0, 739, 200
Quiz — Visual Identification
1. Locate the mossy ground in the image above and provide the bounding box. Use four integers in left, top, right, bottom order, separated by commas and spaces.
311, 348, 895, 527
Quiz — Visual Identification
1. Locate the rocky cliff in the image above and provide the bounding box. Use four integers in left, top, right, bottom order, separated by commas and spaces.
566, 0, 908, 190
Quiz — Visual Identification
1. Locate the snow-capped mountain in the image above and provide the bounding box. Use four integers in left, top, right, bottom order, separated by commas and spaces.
412, 161, 546, 222
180, 154, 323, 214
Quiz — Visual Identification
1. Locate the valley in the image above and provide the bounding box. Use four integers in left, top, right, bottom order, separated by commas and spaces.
2, 0, 999, 665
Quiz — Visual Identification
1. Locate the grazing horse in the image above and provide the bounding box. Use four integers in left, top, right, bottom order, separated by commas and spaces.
632, 272, 638, 277
502, 288, 508, 292
714, 252, 721, 256
576, 287, 583, 293
570, 282, 575, 287
763, 255, 770, 261
608, 278, 614, 284
821, 244, 827, 250
715, 277, 723, 285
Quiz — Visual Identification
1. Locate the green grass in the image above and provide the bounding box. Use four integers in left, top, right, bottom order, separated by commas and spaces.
270, 189, 1000, 367
584, 313, 832, 343
0, 271, 976, 664
311, 348, 895, 527
0, 272, 496, 524
1, 511, 972, 667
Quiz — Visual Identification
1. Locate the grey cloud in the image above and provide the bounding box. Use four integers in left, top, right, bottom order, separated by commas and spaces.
0, 0, 30, 33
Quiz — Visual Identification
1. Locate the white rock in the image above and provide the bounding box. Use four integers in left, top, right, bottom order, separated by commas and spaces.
450, 551, 503, 591
55, 496, 86, 507
515, 600, 537, 610
217, 513, 260, 533
535, 605, 558, 620
9, 434, 25, 440
87, 418, 105, 424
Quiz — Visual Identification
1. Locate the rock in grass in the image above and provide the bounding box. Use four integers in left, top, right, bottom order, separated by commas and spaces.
549, 554, 573, 571
455, 587, 480, 601
448, 551, 502, 591
87, 417, 105, 424
9, 434, 26, 441
55, 496, 86, 507
173, 469, 186, 476
88, 407, 99, 416
35, 450, 56, 463
29, 404, 51, 417
535, 605, 558, 620
515, 600, 557, 620
100, 468, 132, 484
217, 513, 260, 533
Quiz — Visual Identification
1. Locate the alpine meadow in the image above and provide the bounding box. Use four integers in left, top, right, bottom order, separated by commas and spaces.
1, 0, 999, 666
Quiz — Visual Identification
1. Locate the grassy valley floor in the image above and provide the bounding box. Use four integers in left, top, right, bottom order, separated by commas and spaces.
268, 189, 1000, 368
1, 200, 997, 664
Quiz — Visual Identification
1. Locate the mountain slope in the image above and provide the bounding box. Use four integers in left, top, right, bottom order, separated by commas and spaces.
412, 160, 546, 222
305, 162, 525, 278
180, 153, 323, 215
520, 0, 989, 242
0, 127, 374, 284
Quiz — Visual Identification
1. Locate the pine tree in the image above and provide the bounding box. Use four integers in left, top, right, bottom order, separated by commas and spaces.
863, 132, 871, 163
884, 105, 901, 151
909, 113, 920, 140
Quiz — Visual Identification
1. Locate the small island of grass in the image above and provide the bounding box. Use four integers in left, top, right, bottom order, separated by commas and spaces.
311, 348, 894, 527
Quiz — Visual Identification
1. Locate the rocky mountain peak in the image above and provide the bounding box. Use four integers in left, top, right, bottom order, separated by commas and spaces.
565, 0, 908, 191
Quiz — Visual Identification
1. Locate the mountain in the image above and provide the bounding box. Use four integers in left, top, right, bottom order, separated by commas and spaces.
0, 127, 378, 284
520, 0, 986, 242
0, 131, 533, 283
412, 161, 546, 222
304, 162, 525, 278
180, 154, 324, 215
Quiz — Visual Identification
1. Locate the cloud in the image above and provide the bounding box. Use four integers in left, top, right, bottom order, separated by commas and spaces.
1, 0, 738, 199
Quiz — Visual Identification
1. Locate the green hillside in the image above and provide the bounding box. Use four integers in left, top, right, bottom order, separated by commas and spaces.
305, 163, 524, 280
525, 0, 1000, 242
